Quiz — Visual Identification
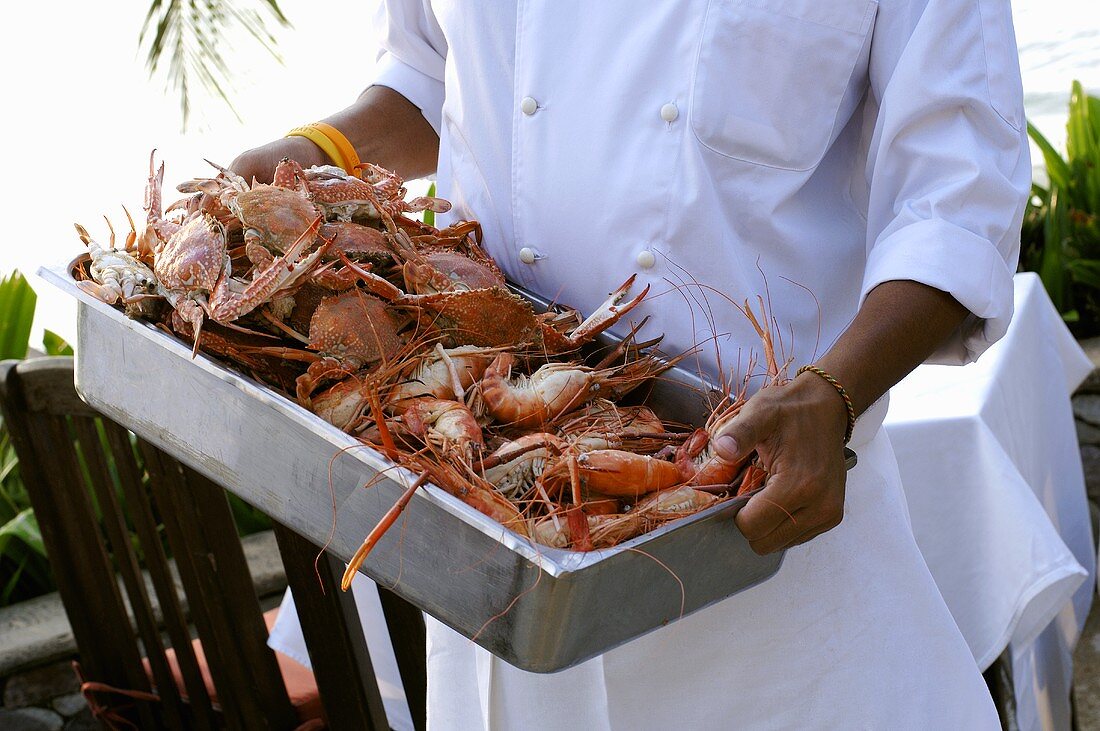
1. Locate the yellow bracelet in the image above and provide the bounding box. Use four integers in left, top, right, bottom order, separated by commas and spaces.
796, 365, 856, 444
285, 122, 363, 178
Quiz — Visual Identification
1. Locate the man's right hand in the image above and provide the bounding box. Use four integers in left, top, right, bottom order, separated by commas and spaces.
229, 135, 330, 185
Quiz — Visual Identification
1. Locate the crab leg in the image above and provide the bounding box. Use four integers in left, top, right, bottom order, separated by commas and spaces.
591, 316, 652, 369
342, 472, 431, 590
75, 280, 123, 305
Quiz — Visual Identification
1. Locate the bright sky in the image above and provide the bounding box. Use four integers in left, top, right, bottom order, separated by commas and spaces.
0, 0, 1097, 346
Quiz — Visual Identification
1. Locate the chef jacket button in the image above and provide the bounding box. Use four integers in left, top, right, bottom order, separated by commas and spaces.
660, 103, 679, 123
636, 250, 656, 269
521, 96, 539, 116
519, 247, 537, 264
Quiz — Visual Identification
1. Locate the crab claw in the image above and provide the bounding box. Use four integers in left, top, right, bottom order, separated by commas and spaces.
355, 270, 405, 301
406, 196, 452, 214
137, 152, 167, 258
569, 275, 651, 345
175, 299, 206, 358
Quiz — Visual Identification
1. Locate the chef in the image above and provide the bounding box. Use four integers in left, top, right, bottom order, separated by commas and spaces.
235, 0, 1030, 726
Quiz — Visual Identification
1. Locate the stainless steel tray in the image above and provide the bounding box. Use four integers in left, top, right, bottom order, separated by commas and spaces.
42, 261, 853, 673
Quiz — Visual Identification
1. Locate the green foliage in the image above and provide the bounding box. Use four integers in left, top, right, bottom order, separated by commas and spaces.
227, 493, 273, 535
140, 0, 290, 128
0, 271, 54, 604
1022, 81, 1100, 334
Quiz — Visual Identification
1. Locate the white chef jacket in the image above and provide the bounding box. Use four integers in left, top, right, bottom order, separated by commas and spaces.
367, 0, 1031, 728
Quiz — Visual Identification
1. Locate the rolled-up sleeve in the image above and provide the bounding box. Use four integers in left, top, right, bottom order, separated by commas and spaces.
371, 0, 448, 136
861, 0, 1031, 364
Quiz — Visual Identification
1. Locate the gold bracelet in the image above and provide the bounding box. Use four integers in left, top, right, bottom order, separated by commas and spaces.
796, 365, 856, 444
285, 122, 363, 178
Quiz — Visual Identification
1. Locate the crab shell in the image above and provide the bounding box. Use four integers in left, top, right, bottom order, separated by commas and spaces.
153, 212, 226, 292
308, 290, 407, 368
403, 250, 506, 294
320, 221, 397, 266
230, 185, 322, 254
399, 287, 544, 348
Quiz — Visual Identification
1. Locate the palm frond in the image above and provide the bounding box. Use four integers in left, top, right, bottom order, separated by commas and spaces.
140, 0, 291, 129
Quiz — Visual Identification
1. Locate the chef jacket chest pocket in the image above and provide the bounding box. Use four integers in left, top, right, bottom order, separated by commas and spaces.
690, 0, 877, 171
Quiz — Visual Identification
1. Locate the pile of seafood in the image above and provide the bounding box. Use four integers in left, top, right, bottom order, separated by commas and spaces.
72, 152, 780, 576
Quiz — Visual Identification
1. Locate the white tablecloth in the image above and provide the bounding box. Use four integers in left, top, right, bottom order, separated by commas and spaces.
272, 271, 1093, 731
884, 272, 1094, 731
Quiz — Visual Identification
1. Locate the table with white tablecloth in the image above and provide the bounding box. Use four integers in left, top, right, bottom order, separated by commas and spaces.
884, 272, 1094, 731
271, 272, 1094, 731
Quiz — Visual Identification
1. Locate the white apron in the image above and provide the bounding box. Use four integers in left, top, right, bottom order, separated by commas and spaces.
423, 413, 998, 730
362, 0, 1030, 726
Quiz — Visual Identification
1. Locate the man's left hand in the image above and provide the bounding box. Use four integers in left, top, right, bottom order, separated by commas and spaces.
713, 372, 850, 554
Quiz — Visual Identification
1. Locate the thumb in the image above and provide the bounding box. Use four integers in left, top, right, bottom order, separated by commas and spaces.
712, 400, 774, 463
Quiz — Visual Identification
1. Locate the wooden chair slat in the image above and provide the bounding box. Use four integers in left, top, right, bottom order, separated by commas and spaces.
147, 452, 296, 730
10, 357, 99, 416
0, 383, 157, 728
40, 416, 161, 730
143, 445, 246, 729
34, 414, 149, 692
69, 416, 189, 729
183, 467, 300, 729
377, 586, 428, 731
273, 521, 391, 731
126, 434, 217, 730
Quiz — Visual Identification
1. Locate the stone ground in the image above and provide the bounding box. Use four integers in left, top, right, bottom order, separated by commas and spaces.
0, 659, 94, 730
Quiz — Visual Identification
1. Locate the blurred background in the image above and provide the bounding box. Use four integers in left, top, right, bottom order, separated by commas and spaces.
0, 0, 1097, 344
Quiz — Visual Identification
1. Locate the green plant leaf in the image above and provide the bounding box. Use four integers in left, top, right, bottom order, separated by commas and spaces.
1068, 259, 1100, 290
139, 0, 291, 129
1068, 81, 1100, 214
423, 182, 437, 227
1067, 81, 1086, 162
0, 271, 37, 360
1, 554, 29, 606
42, 330, 74, 357
1039, 187, 1068, 312
226, 493, 272, 536
1028, 120, 1071, 192
0, 508, 45, 558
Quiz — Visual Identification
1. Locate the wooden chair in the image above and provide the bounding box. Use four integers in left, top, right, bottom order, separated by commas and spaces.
0, 357, 426, 730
